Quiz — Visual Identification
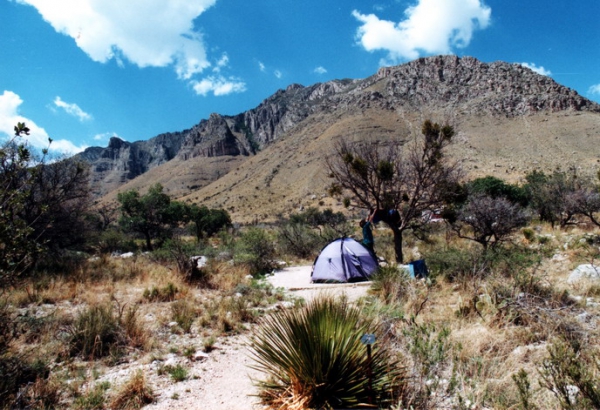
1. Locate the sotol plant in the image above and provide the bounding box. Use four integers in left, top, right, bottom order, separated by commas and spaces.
249, 295, 405, 409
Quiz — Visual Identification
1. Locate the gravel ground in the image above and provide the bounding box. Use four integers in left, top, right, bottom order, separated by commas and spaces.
147, 265, 371, 410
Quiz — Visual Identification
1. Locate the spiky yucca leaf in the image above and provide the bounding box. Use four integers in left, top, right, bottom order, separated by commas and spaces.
250, 295, 405, 409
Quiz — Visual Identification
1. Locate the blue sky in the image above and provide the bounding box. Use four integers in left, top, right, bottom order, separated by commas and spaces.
1, 0, 599, 154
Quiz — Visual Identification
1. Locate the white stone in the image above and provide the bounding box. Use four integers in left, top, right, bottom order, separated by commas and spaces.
120, 252, 135, 258
568, 264, 600, 283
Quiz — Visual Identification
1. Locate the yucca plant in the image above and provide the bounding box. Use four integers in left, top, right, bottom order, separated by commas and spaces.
249, 295, 405, 409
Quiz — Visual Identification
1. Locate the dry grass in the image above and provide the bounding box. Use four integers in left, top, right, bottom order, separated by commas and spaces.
109, 371, 155, 409
2, 218, 599, 409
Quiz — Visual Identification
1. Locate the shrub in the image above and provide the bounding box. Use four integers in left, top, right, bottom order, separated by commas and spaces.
171, 299, 197, 333
538, 339, 600, 409
165, 364, 188, 382
73, 381, 110, 410
0, 356, 50, 407
142, 282, 179, 302
250, 295, 405, 409
67, 304, 124, 360
277, 222, 323, 259
369, 265, 411, 303
234, 227, 276, 276
110, 371, 154, 409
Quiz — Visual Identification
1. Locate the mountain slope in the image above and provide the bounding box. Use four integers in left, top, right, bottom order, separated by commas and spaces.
87, 55, 600, 221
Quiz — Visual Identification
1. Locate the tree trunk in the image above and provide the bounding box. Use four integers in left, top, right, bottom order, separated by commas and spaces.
390, 225, 404, 263
144, 232, 153, 251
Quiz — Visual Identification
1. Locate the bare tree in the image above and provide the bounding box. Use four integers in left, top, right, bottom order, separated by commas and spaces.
452, 194, 530, 249
327, 120, 462, 263
566, 187, 600, 227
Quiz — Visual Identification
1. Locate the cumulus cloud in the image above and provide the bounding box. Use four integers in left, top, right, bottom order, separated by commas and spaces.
191, 76, 247, 96
519, 62, 552, 76
15, 0, 216, 80
0, 90, 87, 154
314, 66, 327, 75
53, 96, 92, 121
588, 84, 600, 95
352, 0, 491, 63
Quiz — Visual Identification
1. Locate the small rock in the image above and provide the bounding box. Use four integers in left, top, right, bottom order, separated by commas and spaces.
568, 264, 600, 283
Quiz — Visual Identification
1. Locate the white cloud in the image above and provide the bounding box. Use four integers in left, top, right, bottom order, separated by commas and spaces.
15, 0, 216, 80
314, 66, 327, 75
213, 53, 230, 73
519, 62, 552, 76
587, 84, 600, 95
53, 96, 92, 121
352, 0, 491, 63
258, 62, 266, 72
93, 132, 118, 141
274, 70, 282, 79
0, 90, 87, 154
191, 76, 247, 96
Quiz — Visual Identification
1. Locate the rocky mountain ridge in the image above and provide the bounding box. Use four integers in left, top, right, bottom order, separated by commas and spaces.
78, 55, 600, 204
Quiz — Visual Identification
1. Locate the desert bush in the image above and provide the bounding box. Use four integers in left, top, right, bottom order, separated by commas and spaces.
277, 222, 323, 259
234, 227, 277, 276
110, 370, 154, 409
15, 375, 62, 410
171, 299, 197, 333
67, 304, 125, 360
120, 304, 149, 350
166, 364, 188, 382
538, 338, 600, 409
72, 381, 110, 410
95, 228, 138, 254
369, 265, 411, 303
142, 282, 179, 302
425, 246, 487, 283
0, 356, 50, 408
250, 295, 405, 409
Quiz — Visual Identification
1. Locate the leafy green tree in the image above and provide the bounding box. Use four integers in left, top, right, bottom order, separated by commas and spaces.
117, 184, 180, 250
327, 120, 461, 262
187, 204, 231, 241
468, 176, 528, 206
0, 123, 90, 283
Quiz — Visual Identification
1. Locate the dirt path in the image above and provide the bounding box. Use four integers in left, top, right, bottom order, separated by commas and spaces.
147, 265, 371, 410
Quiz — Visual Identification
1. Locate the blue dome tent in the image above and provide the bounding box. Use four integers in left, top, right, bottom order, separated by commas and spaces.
311, 237, 379, 283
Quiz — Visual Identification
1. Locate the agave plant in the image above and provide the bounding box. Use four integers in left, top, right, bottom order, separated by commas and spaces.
249, 295, 405, 409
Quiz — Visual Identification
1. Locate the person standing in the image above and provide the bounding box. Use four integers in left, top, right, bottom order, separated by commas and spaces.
359, 209, 377, 257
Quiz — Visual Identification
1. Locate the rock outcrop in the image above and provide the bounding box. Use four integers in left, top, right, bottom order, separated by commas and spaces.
78, 55, 600, 197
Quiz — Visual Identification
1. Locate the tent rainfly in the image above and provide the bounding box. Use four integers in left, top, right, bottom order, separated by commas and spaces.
311, 237, 379, 283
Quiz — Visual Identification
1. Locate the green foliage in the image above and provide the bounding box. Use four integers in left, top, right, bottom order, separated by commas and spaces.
142, 282, 179, 302
234, 227, 276, 276
250, 295, 405, 409
0, 355, 50, 407
118, 184, 179, 250
187, 204, 231, 241
166, 364, 189, 382
280, 208, 349, 258
468, 176, 528, 206
277, 222, 322, 259
67, 304, 125, 360
171, 299, 196, 333
370, 266, 411, 303
538, 339, 600, 409
1, 123, 90, 284
512, 369, 537, 410
73, 382, 110, 410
